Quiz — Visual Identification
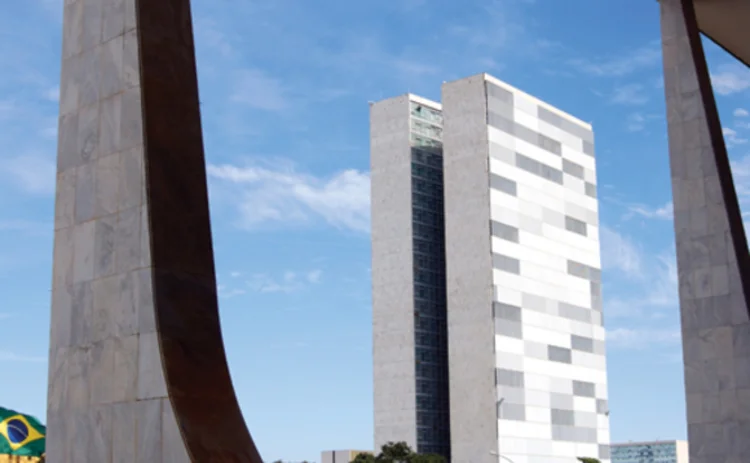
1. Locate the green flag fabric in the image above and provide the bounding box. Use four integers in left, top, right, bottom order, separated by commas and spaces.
0, 407, 45, 457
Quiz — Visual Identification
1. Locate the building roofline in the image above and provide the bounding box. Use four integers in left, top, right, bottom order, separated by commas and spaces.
482, 73, 592, 130
369, 93, 441, 110
440, 72, 592, 130
407, 93, 442, 110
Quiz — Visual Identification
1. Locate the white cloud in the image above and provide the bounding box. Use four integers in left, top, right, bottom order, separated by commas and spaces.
604, 267, 677, 349
0, 350, 46, 363
208, 160, 370, 233
0, 154, 56, 195
711, 63, 750, 95
194, 18, 234, 58
307, 269, 322, 283
230, 69, 288, 111
570, 42, 662, 77
611, 84, 649, 105
248, 273, 297, 293
247, 269, 323, 293
447, 1, 526, 53
604, 249, 679, 320
34, 0, 62, 21
723, 127, 748, 148
43, 86, 59, 102
599, 225, 643, 277
649, 253, 679, 306
315, 35, 439, 90
217, 284, 246, 299
625, 112, 660, 132
734, 108, 749, 118
622, 200, 674, 221
654, 75, 664, 89
606, 327, 681, 350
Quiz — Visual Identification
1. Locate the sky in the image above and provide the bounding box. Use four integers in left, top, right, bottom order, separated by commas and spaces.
1, 0, 750, 461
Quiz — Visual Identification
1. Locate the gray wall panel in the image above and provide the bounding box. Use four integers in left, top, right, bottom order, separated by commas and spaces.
490, 173, 517, 196
371, 96, 419, 449
491, 221, 519, 242
443, 76, 497, 463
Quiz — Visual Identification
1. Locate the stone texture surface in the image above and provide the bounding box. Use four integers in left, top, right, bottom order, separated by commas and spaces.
660, 1, 750, 462
442, 75, 497, 463
370, 95, 419, 450
48, 0, 262, 461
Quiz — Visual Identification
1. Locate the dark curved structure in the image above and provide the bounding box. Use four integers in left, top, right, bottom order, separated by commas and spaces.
46, 0, 262, 461
659, 0, 750, 462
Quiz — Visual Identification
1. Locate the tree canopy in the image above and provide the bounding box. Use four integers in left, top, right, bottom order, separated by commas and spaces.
351, 442, 446, 463
351, 454, 376, 463
577, 458, 601, 463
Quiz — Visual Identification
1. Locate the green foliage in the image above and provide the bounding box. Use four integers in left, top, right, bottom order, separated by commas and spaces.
377, 441, 414, 461
410, 453, 446, 463
577, 458, 601, 463
351, 453, 376, 463
357, 442, 445, 463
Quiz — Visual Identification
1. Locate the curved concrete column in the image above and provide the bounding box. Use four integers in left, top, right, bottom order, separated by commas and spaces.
46, 0, 263, 461
660, 0, 750, 462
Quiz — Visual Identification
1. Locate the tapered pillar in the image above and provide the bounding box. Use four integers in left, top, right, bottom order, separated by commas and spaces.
660, 1, 750, 462
47, 0, 263, 461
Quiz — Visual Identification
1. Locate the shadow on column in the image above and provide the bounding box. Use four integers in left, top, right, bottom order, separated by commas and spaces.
660, 0, 750, 462
47, 0, 263, 461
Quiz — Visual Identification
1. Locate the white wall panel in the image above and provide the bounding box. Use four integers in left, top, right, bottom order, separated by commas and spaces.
514, 137, 564, 170
514, 109, 540, 132
561, 145, 596, 170
489, 125, 517, 150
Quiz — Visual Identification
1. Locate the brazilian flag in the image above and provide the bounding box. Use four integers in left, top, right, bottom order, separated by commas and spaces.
0, 407, 45, 457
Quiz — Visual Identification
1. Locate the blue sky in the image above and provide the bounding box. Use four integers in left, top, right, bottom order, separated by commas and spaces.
1, 0, 750, 461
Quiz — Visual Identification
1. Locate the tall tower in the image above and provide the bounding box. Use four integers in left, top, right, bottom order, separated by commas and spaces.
370, 94, 451, 458
442, 74, 610, 463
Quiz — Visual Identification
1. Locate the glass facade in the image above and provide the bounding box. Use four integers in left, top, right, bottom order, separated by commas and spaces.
611, 442, 678, 463
409, 101, 450, 458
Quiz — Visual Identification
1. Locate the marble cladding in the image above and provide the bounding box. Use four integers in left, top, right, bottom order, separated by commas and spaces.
371, 95, 420, 450
48, 0, 262, 461
49, 0, 185, 461
442, 75, 499, 463
661, 0, 750, 462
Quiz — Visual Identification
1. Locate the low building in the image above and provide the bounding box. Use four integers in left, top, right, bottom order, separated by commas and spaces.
610, 440, 688, 463
320, 450, 373, 463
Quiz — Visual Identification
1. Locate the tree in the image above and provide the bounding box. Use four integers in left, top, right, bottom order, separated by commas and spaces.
377, 441, 414, 462
577, 458, 601, 463
359, 442, 446, 463
410, 453, 446, 463
351, 453, 376, 463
